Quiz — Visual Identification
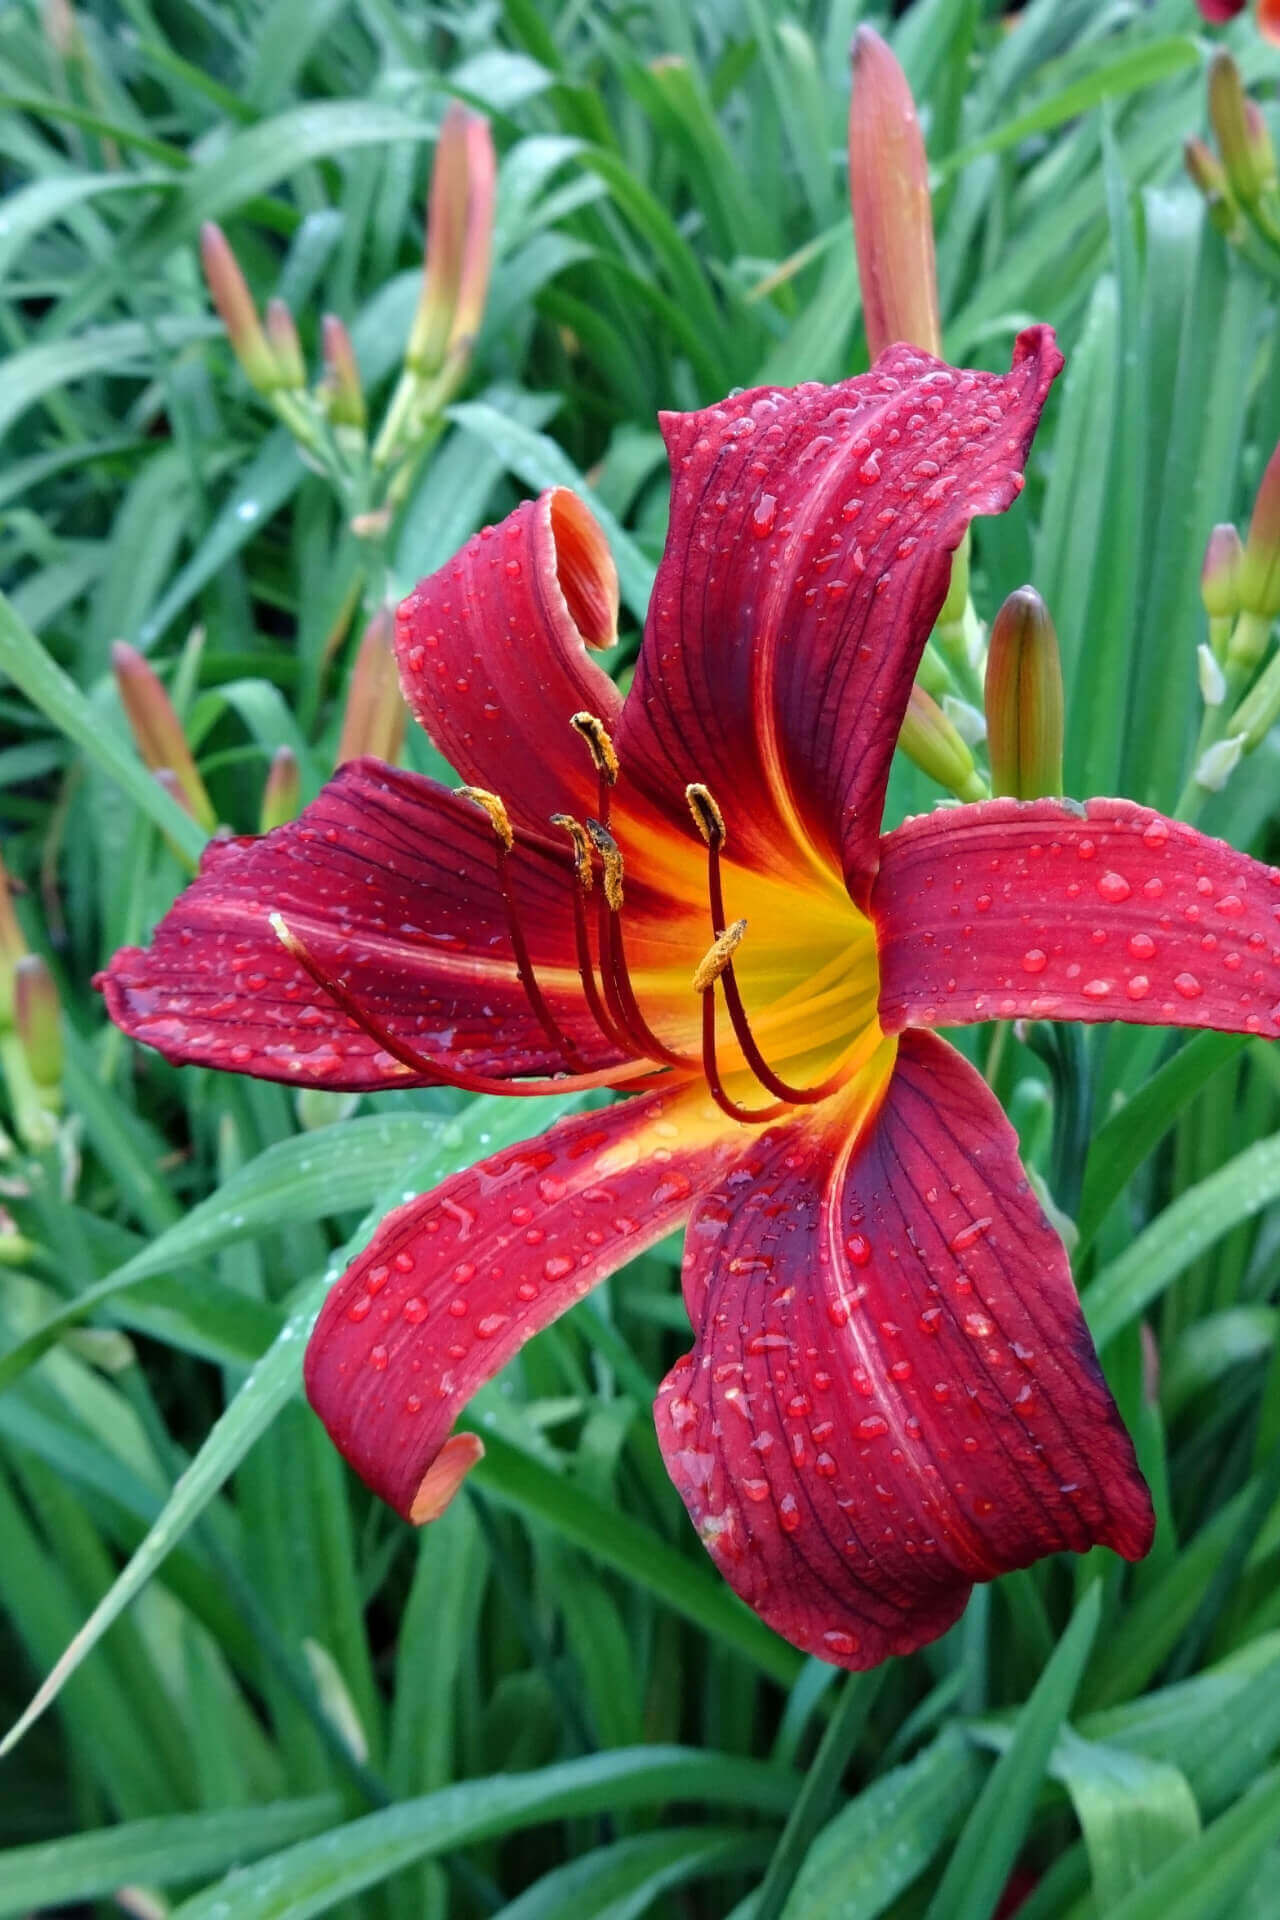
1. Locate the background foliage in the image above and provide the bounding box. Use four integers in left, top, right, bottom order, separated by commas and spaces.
2, 0, 1280, 1914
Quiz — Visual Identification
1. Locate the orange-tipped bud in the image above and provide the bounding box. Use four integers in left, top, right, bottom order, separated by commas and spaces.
112, 643, 216, 830
13, 955, 62, 1095
848, 27, 941, 360
898, 685, 986, 803
199, 222, 278, 393
0, 855, 27, 1023
320, 315, 366, 431
406, 104, 497, 380
1184, 136, 1238, 235
265, 298, 306, 390
335, 607, 405, 768
985, 586, 1065, 800
260, 745, 301, 832
1262, 0, 1280, 48
1209, 51, 1274, 205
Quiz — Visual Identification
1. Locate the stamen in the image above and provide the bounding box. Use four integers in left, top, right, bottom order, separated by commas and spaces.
550, 813, 632, 1055
570, 712, 619, 786
570, 711, 618, 830
692, 918, 747, 995
456, 786, 588, 1072
584, 819, 692, 1070
700, 985, 786, 1126
267, 914, 647, 1099
685, 782, 725, 848
693, 783, 858, 1109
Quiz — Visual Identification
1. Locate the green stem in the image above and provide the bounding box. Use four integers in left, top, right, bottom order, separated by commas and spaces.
751, 1668, 885, 1920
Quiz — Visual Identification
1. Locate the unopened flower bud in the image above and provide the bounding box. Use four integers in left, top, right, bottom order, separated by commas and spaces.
265, 298, 306, 390
1184, 136, 1239, 236
1195, 732, 1247, 791
407, 105, 497, 381
260, 746, 301, 832
1198, 643, 1227, 709
0, 856, 26, 1025
1208, 52, 1273, 206
1202, 523, 1243, 622
14, 955, 62, 1095
199, 222, 278, 393
112, 643, 216, 830
320, 315, 366, 431
898, 686, 986, 803
849, 27, 941, 361
984, 586, 1065, 800
335, 607, 405, 768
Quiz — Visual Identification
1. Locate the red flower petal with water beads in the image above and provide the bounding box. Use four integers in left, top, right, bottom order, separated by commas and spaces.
395, 488, 622, 835
874, 798, 1280, 1039
657, 1031, 1152, 1671
98, 758, 656, 1090
616, 329, 1062, 904
305, 1083, 742, 1520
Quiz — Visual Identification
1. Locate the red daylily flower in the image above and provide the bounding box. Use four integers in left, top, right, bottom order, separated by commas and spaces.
100, 329, 1280, 1670
1196, 0, 1280, 37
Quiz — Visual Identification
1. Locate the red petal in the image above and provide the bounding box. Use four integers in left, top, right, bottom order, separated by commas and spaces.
395, 489, 622, 833
304, 1082, 741, 1520
615, 331, 1062, 902
657, 1032, 1153, 1670
875, 797, 1280, 1038
1195, 1, 1247, 20
99, 759, 633, 1089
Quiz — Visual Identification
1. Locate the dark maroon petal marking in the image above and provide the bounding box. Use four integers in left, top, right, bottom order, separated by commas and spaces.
616, 329, 1062, 904
874, 797, 1280, 1039
656, 1031, 1152, 1670
395, 489, 622, 834
98, 759, 633, 1089
305, 1083, 741, 1519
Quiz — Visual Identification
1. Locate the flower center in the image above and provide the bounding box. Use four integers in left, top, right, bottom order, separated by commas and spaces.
271, 716, 881, 1121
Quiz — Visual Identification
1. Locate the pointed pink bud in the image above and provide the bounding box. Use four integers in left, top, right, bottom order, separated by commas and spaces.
898, 685, 986, 803
14, 955, 62, 1095
260, 745, 301, 832
320, 315, 366, 430
265, 298, 306, 390
985, 586, 1065, 800
1201, 523, 1243, 620
848, 27, 941, 360
336, 607, 406, 769
1238, 439, 1280, 620
199, 223, 278, 393
112, 643, 216, 830
406, 105, 497, 379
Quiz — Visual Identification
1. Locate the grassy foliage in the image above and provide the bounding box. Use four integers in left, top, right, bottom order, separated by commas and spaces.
2, 0, 1280, 1914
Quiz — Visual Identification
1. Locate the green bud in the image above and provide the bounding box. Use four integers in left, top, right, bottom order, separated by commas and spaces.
984, 586, 1065, 800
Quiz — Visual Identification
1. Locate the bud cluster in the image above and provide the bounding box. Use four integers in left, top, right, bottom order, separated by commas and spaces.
199, 103, 496, 540
1185, 52, 1280, 258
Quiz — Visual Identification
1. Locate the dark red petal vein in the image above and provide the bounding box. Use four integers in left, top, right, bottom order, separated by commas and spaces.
657, 1031, 1152, 1670
617, 330, 1062, 902
874, 798, 1280, 1039
304, 1082, 742, 1519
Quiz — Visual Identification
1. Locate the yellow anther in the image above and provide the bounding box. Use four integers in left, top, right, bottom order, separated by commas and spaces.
692, 919, 747, 995
584, 819, 625, 911
570, 711, 620, 785
550, 813, 594, 892
455, 784, 514, 850
685, 782, 726, 848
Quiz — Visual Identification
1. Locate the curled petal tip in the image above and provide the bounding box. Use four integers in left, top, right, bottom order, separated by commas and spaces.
409, 1432, 485, 1525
